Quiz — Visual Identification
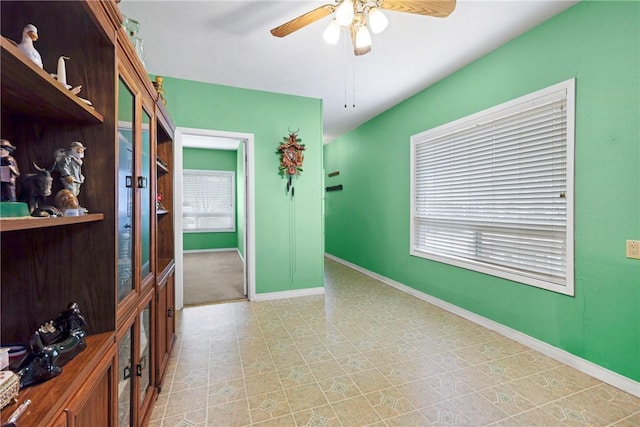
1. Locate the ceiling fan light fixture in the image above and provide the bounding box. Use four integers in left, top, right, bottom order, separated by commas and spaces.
323, 19, 341, 44
355, 24, 372, 49
368, 7, 388, 34
335, 0, 355, 26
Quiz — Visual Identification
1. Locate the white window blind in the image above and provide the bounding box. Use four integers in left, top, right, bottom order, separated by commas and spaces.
183, 169, 235, 232
410, 79, 575, 295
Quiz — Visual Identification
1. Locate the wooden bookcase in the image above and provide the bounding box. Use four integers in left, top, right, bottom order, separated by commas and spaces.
0, 1, 175, 425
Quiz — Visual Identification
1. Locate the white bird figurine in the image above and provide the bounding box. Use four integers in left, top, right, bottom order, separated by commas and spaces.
53, 55, 71, 89
17, 24, 43, 69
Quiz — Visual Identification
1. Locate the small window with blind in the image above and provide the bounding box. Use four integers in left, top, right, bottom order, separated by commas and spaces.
183, 169, 235, 232
410, 79, 575, 295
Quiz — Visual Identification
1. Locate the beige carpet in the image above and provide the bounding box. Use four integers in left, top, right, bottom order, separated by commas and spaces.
183, 251, 245, 305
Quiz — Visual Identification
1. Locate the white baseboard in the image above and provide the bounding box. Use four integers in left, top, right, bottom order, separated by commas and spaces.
183, 247, 244, 263
253, 287, 325, 302
325, 253, 640, 398
184, 248, 237, 254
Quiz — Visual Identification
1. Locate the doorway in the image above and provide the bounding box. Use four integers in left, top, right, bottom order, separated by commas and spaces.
174, 127, 255, 309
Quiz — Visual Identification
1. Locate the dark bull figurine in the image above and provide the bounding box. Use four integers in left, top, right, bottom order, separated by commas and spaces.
18, 162, 54, 213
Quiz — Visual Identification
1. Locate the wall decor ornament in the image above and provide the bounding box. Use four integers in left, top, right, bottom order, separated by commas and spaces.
277, 129, 305, 197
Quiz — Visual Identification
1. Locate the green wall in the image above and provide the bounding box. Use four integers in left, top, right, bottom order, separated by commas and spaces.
183, 147, 238, 251
324, 1, 639, 381
161, 78, 324, 294
237, 142, 245, 259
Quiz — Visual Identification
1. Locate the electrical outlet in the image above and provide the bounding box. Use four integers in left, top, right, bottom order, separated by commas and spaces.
627, 240, 640, 260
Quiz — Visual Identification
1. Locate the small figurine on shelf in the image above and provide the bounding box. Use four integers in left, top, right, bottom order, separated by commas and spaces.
53, 141, 86, 197
17, 24, 43, 69
54, 189, 79, 211
53, 142, 87, 214
0, 139, 20, 202
153, 75, 167, 106
156, 193, 166, 211
52, 55, 71, 89
49, 56, 92, 107
18, 162, 54, 214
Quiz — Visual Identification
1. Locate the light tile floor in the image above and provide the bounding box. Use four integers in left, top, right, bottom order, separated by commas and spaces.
149, 258, 640, 426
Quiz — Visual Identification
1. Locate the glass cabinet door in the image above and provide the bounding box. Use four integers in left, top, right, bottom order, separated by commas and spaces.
117, 326, 134, 427
140, 108, 152, 280
138, 301, 152, 408
117, 78, 135, 303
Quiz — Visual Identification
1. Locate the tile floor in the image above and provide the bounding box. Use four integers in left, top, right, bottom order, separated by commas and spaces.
149, 258, 640, 426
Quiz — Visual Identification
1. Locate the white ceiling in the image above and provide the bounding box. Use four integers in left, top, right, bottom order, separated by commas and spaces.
118, 0, 578, 143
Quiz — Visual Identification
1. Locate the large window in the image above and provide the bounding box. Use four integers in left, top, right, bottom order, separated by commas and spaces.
183, 169, 235, 232
410, 79, 575, 295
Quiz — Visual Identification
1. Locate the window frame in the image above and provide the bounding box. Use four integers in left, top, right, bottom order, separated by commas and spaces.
182, 169, 236, 233
410, 79, 575, 296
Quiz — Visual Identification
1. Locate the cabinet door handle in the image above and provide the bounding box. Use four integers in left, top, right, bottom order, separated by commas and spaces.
167, 307, 174, 318
136, 357, 146, 376
137, 176, 147, 189
125, 176, 133, 188
124, 365, 131, 379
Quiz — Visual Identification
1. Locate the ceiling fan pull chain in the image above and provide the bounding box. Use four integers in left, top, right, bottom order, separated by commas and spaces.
352, 60, 356, 108
344, 30, 348, 108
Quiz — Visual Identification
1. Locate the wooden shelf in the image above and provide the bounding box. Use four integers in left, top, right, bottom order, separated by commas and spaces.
157, 163, 169, 174
157, 158, 170, 174
157, 258, 175, 283
0, 37, 104, 124
0, 332, 114, 427
0, 213, 104, 232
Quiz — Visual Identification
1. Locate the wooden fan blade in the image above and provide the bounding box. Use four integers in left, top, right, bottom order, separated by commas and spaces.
270, 4, 336, 37
350, 25, 371, 56
379, 0, 456, 18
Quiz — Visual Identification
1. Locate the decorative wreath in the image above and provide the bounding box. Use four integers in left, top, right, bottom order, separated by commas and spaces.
277, 129, 305, 196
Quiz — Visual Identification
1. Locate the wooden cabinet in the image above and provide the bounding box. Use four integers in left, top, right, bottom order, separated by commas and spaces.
155, 268, 176, 390
116, 289, 155, 426
154, 109, 176, 389
0, 1, 175, 425
64, 343, 115, 427
114, 15, 176, 424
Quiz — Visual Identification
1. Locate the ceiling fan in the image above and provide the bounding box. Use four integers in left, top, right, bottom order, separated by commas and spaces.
271, 0, 457, 56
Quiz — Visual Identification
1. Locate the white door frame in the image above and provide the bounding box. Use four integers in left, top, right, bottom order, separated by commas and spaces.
174, 127, 256, 309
